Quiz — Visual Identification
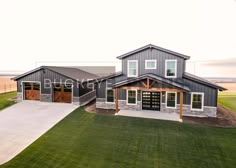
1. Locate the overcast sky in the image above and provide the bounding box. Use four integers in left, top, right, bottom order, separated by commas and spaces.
0, 0, 235, 77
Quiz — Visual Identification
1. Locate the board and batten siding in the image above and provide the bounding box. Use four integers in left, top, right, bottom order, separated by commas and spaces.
16, 68, 80, 97
121, 48, 185, 79
183, 78, 218, 107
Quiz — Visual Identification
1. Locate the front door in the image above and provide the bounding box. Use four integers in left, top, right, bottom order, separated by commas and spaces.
142, 91, 161, 111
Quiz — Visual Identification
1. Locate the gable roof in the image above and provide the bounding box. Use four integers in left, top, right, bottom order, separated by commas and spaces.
183, 72, 227, 91
13, 66, 98, 81
117, 44, 191, 60
113, 73, 190, 92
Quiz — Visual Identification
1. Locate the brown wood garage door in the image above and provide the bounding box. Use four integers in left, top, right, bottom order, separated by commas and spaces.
53, 84, 72, 103
24, 82, 40, 100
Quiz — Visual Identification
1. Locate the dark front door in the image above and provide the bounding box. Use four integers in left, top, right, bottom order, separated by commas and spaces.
142, 91, 161, 111
53, 84, 72, 103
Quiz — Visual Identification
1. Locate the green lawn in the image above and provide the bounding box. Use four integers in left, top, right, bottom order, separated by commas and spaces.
0, 92, 16, 110
218, 92, 236, 112
1, 107, 236, 168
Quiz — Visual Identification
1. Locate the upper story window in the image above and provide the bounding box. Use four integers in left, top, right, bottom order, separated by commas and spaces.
127, 60, 138, 77
145, 60, 157, 69
165, 60, 177, 78
191, 92, 204, 111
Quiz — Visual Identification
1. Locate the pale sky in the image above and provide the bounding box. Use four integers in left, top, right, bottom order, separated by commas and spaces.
0, 0, 236, 77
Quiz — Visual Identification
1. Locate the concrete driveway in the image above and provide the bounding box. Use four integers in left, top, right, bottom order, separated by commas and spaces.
0, 101, 78, 165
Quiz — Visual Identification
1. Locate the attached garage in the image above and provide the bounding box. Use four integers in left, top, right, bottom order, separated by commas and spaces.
23, 82, 40, 100
13, 66, 98, 105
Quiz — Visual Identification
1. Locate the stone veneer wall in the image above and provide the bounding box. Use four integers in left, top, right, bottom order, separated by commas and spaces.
73, 97, 80, 106
17, 92, 22, 102
40, 94, 52, 102
96, 99, 217, 117
160, 103, 217, 117
96, 98, 142, 111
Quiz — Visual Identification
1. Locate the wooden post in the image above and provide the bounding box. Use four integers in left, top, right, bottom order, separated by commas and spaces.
115, 88, 119, 113
147, 78, 150, 89
179, 91, 183, 121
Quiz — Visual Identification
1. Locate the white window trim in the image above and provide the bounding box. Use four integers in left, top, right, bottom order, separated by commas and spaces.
165, 91, 177, 109
127, 89, 137, 105
105, 80, 115, 104
165, 59, 177, 78
127, 60, 138, 77
145, 60, 157, 69
191, 92, 204, 111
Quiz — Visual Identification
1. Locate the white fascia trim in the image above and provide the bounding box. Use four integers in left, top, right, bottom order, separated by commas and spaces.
145, 59, 157, 69
165, 59, 177, 78
165, 91, 177, 109
191, 92, 204, 111
126, 89, 137, 105
127, 60, 138, 77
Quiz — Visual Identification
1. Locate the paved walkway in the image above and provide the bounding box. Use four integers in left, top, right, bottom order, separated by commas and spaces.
117, 110, 180, 122
0, 101, 78, 165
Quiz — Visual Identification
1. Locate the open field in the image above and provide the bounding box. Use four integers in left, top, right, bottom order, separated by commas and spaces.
1, 107, 236, 168
216, 82, 236, 92
0, 92, 17, 110
218, 92, 236, 112
0, 76, 17, 94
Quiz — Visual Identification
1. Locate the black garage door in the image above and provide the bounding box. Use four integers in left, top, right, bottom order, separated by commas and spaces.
142, 91, 161, 111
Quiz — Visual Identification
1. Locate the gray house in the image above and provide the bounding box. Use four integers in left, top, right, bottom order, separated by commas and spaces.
13, 66, 98, 106
96, 44, 226, 119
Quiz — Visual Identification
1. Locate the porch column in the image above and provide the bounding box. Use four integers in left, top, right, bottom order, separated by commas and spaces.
115, 88, 119, 113
179, 91, 183, 121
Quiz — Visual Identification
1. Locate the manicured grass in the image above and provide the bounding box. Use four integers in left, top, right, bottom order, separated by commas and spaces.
1, 108, 236, 168
0, 92, 16, 110
218, 92, 236, 112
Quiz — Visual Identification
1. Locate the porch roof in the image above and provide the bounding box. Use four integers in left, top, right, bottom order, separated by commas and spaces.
113, 74, 190, 92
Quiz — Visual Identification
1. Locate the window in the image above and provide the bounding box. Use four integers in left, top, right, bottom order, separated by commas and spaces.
106, 80, 114, 103
128, 60, 138, 77
165, 60, 177, 78
127, 90, 137, 105
191, 92, 204, 111
145, 60, 157, 69
106, 89, 114, 103
166, 92, 177, 108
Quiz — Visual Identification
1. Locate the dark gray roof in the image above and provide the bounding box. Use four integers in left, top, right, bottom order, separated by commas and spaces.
13, 66, 98, 81
113, 73, 190, 91
45, 66, 99, 81
117, 44, 191, 60
96, 71, 123, 81
183, 72, 227, 91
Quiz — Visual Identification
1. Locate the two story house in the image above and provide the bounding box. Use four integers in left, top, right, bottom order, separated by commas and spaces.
96, 44, 226, 119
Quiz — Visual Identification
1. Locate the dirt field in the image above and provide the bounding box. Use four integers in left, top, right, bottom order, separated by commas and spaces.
216, 82, 236, 92
0, 76, 17, 94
